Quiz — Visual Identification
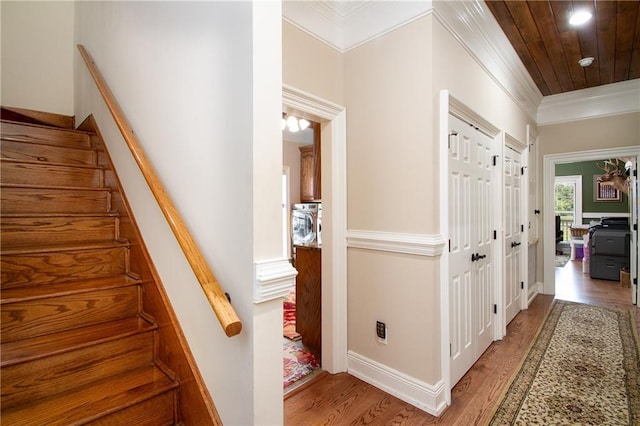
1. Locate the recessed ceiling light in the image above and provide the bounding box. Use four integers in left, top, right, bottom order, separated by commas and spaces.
578, 57, 594, 67
569, 10, 592, 26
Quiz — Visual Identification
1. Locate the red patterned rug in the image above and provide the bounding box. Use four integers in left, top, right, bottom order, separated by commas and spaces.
283, 340, 320, 388
283, 288, 301, 341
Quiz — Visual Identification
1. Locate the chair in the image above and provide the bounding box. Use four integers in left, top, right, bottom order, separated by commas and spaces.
555, 215, 563, 253
569, 225, 589, 260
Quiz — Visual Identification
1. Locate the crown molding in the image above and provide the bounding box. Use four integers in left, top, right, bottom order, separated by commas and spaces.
283, 1, 636, 126
283, 0, 432, 52
433, 1, 542, 122
537, 79, 640, 125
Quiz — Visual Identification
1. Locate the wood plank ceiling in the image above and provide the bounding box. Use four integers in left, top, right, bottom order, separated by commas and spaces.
485, 1, 640, 96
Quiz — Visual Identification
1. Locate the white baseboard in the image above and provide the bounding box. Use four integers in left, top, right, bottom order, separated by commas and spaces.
347, 350, 448, 416
528, 282, 543, 305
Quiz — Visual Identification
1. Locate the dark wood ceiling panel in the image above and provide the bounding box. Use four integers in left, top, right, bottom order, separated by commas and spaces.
485, 0, 640, 96
504, 1, 562, 95
615, 1, 639, 81
596, 1, 617, 84
528, 1, 574, 92
631, 6, 640, 79
487, 0, 551, 94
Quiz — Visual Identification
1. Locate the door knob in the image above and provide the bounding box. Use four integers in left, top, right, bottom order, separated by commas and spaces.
511, 241, 521, 248
472, 253, 486, 262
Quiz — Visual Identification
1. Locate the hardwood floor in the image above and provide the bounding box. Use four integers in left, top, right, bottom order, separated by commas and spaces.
284, 258, 638, 425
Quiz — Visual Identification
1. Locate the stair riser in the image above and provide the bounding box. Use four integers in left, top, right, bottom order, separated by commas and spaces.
1, 187, 111, 214
1, 286, 140, 343
1, 332, 155, 410
1, 161, 104, 188
1, 217, 118, 249
87, 391, 176, 426
1, 121, 91, 148
1, 247, 128, 288
1, 140, 97, 166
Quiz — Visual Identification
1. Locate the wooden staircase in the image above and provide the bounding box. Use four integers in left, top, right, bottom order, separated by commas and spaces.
0, 115, 186, 424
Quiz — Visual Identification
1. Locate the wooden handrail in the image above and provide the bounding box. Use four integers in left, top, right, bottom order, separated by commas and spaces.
78, 45, 242, 337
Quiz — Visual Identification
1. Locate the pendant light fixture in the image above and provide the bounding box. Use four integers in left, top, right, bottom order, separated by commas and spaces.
282, 114, 311, 133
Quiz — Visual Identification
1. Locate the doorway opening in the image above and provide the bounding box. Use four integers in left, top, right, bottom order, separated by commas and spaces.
543, 147, 639, 305
282, 117, 322, 391
281, 84, 348, 397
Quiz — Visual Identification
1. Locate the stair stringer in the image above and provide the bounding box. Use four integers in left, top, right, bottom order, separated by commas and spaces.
78, 114, 223, 426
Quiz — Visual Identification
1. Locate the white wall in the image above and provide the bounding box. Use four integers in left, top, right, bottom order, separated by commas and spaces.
74, 2, 283, 425
1, 1, 74, 114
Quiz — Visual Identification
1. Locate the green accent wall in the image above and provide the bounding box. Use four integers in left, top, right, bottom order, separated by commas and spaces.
556, 160, 629, 219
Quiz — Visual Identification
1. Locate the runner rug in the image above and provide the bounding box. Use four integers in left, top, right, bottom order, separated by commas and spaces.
490, 300, 639, 425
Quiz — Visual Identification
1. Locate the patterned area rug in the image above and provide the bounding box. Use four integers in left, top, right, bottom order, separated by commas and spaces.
283, 340, 320, 388
283, 288, 301, 341
491, 301, 640, 425
555, 254, 570, 268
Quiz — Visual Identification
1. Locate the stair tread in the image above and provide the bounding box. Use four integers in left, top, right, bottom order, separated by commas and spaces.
0, 182, 109, 191
1, 274, 141, 304
1, 364, 178, 426
1, 316, 156, 366
1, 238, 130, 255
1, 211, 119, 218
1, 119, 93, 141
1, 157, 104, 170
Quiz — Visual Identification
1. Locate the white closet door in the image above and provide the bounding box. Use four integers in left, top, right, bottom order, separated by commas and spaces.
503, 146, 523, 326
449, 114, 495, 387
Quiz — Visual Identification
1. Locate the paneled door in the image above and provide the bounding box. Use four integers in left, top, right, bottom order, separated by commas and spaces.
503, 146, 523, 326
448, 114, 496, 387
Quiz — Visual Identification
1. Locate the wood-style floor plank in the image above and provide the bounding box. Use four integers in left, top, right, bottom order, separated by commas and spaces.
285, 258, 638, 425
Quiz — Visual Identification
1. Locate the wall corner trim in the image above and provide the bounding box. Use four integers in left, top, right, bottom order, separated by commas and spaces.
348, 351, 448, 416
346, 230, 446, 256
253, 258, 298, 304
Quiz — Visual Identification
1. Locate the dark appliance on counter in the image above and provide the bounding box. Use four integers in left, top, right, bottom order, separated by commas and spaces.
589, 218, 630, 281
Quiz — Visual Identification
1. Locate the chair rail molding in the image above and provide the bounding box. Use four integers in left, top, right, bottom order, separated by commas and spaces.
346, 230, 446, 257
253, 258, 298, 303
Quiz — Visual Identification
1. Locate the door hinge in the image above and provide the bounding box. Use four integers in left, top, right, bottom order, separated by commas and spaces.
634, 223, 638, 231
492, 155, 499, 166
450, 343, 452, 357
521, 167, 525, 175
521, 281, 524, 290
634, 278, 638, 285
448, 131, 458, 149
449, 240, 451, 252
493, 230, 497, 240
521, 224, 524, 232
634, 170, 637, 177
493, 304, 497, 314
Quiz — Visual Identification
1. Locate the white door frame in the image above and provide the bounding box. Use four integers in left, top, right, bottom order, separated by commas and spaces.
543, 146, 640, 296
283, 84, 348, 373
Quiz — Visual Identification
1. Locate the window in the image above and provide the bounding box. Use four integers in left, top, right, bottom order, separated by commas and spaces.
554, 175, 582, 241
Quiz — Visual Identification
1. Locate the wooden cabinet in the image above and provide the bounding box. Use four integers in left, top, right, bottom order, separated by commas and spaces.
299, 122, 321, 202
299, 145, 315, 202
295, 246, 321, 354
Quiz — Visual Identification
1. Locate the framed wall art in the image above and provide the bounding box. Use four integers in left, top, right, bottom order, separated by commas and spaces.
594, 176, 622, 202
